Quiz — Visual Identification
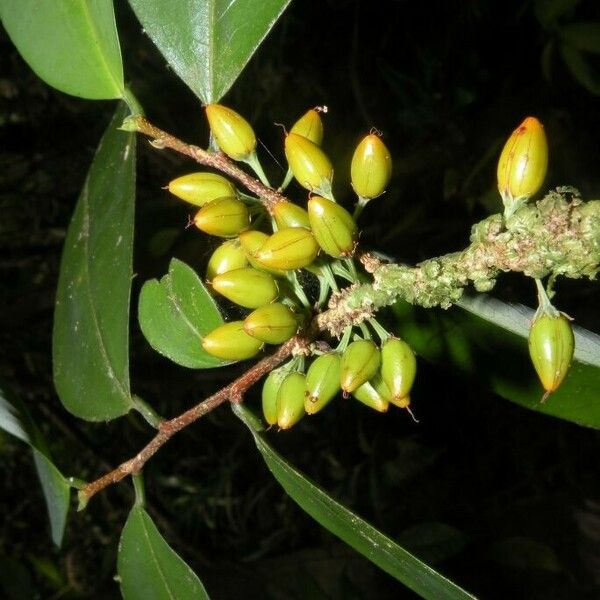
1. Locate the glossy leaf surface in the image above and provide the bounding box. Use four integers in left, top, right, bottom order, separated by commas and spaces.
393, 294, 600, 428
128, 0, 291, 102
53, 104, 135, 421
233, 403, 476, 600
118, 506, 209, 600
0, 387, 71, 547
138, 258, 227, 369
0, 0, 124, 99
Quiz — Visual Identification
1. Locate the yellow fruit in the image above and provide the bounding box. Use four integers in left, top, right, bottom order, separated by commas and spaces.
205, 104, 256, 160
528, 313, 574, 399
255, 227, 319, 271
211, 268, 278, 308
497, 116, 548, 202
168, 172, 236, 206
193, 197, 249, 237
284, 133, 333, 192
202, 321, 263, 360
350, 133, 392, 199
290, 109, 324, 145
243, 303, 298, 344
206, 240, 248, 280
307, 195, 357, 258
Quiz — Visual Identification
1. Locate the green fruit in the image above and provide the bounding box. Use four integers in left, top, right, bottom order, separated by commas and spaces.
168, 172, 237, 206
262, 368, 288, 426
307, 195, 357, 258
351, 134, 392, 199
380, 337, 417, 402
255, 227, 319, 271
277, 372, 306, 429
352, 379, 389, 412
205, 104, 256, 160
206, 239, 248, 280
528, 313, 574, 399
202, 321, 263, 360
193, 197, 249, 237
340, 340, 381, 393
305, 353, 341, 415
244, 303, 298, 344
211, 267, 278, 309
238, 230, 287, 277
284, 132, 333, 192
290, 109, 324, 145
273, 201, 311, 229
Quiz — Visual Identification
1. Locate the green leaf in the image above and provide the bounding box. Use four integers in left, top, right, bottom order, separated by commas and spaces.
138, 258, 227, 369
0, 386, 71, 547
392, 294, 600, 428
560, 22, 600, 54
0, 0, 124, 99
488, 537, 561, 572
233, 403, 477, 600
118, 505, 210, 600
560, 43, 600, 94
53, 103, 136, 421
128, 0, 292, 103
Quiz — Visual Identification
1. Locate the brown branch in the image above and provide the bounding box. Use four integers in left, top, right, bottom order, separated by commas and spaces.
126, 116, 288, 213
79, 337, 307, 508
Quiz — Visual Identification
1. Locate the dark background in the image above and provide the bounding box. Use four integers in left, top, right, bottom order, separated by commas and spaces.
2, 0, 600, 598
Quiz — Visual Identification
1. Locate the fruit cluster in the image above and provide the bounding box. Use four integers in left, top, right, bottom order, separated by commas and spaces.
166, 104, 419, 427
164, 106, 575, 430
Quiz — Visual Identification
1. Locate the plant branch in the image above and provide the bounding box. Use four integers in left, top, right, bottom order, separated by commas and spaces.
317, 192, 600, 336
122, 115, 288, 213
78, 337, 307, 508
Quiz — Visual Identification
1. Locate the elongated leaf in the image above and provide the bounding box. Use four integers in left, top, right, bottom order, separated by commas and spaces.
392, 294, 600, 428
138, 258, 226, 369
53, 104, 135, 421
0, 386, 71, 547
128, 0, 291, 102
0, 0, 124, 99
233, 403, 476, 600
118, 505, 210, 600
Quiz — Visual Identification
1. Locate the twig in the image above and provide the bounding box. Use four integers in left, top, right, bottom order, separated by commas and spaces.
123, 116, 288, 213
78, 337, 306, 508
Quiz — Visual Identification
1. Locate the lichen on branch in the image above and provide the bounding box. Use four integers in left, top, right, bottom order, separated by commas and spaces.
317, 190, 600, 336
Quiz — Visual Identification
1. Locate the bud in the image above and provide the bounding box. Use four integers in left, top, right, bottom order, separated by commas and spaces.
244, 303, 298, 344
277, 372, 307, 429
262, 367, 288, 426
284, 132, 333, 193
307, 195, 357, 258
211, 267, 278, 309
205, 104, 256, 160
305, 353, 341, 415
351, 133, 392, 199
290, 109, 324, 145
497, 116, 548, 216
206, 239, 248, 280
380, 338, 417, 402
340, 340, 381, 394
528, 312, 574, 400
193, 197, 249, 238
202, 321, 263, 361
168, 172, 236, 207
352, 378, 389, 412
255, 227, 319, 271
273, 201, 311, 230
